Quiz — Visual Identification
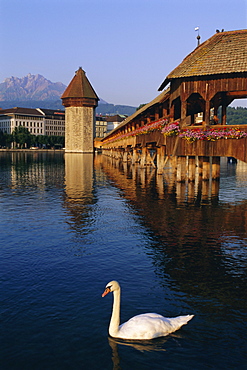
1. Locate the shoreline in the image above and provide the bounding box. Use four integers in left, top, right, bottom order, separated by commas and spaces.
0, 149, 65, 152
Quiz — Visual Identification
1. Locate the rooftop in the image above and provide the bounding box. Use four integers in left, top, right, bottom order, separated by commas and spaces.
0, 107, 43, 116
61, 67, 99, 100
159, 29, 247, 90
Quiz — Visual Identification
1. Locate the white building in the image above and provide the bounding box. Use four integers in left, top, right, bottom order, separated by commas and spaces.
95, 115, 108, 138
106, 114, 126, 134
37, 108, 65, 136
0, 108, 127, 139
0, 107, 44, 134
0, 107, 65, 136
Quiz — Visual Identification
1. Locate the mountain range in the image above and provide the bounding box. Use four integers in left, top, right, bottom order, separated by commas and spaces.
0, 74, 137, 115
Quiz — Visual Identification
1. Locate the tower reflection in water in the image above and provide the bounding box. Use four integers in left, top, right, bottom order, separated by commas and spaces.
64, 153, 94, 202
64, 153, 95, 253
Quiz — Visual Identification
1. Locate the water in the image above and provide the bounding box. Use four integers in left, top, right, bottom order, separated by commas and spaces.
0, 152, 246, 369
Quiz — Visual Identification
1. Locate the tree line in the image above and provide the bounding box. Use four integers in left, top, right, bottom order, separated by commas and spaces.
225, 106, 247, 125
0, 126, 65, 149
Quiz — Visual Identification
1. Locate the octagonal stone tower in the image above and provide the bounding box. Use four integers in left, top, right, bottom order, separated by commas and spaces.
61, 67, 99, 153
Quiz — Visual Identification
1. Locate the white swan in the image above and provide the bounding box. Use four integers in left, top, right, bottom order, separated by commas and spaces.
102, 280, 194, 340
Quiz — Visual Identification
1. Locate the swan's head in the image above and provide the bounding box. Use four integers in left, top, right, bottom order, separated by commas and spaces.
102, 280, 120, 297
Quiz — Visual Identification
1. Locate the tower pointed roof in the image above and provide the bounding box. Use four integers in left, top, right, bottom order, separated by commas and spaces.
61, 67, 99, 101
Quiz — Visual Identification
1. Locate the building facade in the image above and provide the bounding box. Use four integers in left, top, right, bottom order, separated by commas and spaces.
95, 115, 108, 138
0, 107, 65, 136
0, 107, 44, 134
106, 114, 126, 135
0, 107, 126, 141
37, 108, 65, 136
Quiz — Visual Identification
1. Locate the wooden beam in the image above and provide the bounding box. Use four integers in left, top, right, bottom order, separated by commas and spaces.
226, 91, 247, 97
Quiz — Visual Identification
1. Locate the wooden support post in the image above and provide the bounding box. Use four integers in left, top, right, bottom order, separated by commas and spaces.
204, 100, 211, 126
177, 156, 187, 182
202, 156, 210, 180
117, 149, 122, 160
221, 93, 227, 125
122, 149, 128, 162
146, 148, 154, 166
188, 156, 196, 182
171, 156, 177, 174
131, 147, 138, 165
170, 104, 175, 122
197, 156, 203, 177
157, 146, 165, 175
211, 156, 220, 180
140, 147, 147, 168
181, 100, 187, 127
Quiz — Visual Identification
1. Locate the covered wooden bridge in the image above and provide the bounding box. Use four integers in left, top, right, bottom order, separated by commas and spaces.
100, 30, 247, 181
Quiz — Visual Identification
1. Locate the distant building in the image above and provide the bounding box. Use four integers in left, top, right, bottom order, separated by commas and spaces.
37, 108, 65, 136
95, 115, 108, 138
0, 107, 65, 136
106, 114, 126, 134
0, 106, 128, 142
0, 107, 45, 135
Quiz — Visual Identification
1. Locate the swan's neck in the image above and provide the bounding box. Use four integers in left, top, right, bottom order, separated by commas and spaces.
109, 287, 121, 337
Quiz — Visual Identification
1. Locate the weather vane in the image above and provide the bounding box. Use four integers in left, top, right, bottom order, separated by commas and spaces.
195, 26, 201, 46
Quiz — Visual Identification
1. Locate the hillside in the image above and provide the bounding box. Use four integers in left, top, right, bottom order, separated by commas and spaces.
0, 74, 66, 101
0, 73, 137, 115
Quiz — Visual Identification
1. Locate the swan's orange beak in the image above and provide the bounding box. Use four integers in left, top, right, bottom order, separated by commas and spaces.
102, 287, 111, 297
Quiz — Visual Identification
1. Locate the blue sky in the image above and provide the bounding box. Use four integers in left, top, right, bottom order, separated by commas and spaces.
0, 0, 246, 106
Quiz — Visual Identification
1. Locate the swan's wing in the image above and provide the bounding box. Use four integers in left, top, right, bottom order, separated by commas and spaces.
118, 313, 173, 340
118, 313, 194, 340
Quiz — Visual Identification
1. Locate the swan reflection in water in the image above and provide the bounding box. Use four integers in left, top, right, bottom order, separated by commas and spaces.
108, 334, 185, 370
108, 335, 167, 353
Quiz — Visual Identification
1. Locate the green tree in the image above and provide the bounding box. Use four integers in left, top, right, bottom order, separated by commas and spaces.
136, 103, 147, 112
225, 106, 247, 125
0, 130, 12, 148
12, 126, 32, 148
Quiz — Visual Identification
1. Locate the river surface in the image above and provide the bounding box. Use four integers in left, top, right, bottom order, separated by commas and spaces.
0, 152, 246, 369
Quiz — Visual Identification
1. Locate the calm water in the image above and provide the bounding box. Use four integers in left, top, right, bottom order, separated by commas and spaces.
0, 152, 246, 370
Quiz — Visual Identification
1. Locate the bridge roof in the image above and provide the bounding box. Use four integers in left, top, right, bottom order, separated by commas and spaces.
159, 29, 247, 90
103, 88, 170, 139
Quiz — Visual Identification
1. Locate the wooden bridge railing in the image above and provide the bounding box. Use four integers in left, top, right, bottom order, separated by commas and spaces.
101, 122, 247, 163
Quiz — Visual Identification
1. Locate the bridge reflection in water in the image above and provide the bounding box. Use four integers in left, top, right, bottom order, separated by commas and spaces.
93, 154, 247, 367
98, 152, 247, 298
95, 154, 221, 206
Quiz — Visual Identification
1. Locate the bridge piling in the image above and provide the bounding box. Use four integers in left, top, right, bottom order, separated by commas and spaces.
212, 156, 221, 180
177, 156, 187, 182
202, 156, 211, 181
157, 146, 166, 175
188, 156, 196, 182
140, 147, 147, 168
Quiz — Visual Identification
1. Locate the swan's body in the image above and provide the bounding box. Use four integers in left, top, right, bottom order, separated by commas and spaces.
102, 280, 194, 340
